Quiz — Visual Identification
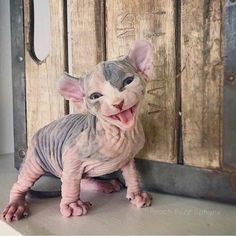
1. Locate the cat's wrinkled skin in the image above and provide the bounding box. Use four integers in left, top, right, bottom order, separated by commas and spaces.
2, 40, 153, 222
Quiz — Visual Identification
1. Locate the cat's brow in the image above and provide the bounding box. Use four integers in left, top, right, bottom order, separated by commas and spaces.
101, 59, 135, 91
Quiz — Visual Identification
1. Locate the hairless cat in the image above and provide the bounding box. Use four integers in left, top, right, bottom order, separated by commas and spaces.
2, 40, 153, 222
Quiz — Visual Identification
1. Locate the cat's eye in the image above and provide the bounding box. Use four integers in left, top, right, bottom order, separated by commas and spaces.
123, 76, 134, 87
89, 92, 103, 100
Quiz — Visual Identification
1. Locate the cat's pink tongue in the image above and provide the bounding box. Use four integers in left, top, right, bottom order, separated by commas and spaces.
117, 109, 133, 123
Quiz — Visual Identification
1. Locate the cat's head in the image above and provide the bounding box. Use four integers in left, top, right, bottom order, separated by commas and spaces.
58, 40, 153, 130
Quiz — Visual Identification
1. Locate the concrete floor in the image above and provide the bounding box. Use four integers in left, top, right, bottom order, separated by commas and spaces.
0, 154, 236, 235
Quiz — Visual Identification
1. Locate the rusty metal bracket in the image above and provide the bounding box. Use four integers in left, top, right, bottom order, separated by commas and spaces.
223, 0, 236, 170
10, 0, 27, 169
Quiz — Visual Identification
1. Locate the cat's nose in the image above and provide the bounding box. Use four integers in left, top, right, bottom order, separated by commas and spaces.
113, 100, 124, 110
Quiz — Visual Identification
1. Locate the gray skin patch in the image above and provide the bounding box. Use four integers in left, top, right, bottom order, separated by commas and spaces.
91, 99, 101, 112
101, 57, 137, 91
33, 114, 98, 176
85, 97, 101, 114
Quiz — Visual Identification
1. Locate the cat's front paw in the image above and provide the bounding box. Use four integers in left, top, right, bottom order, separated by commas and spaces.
126, 191, 152, 208
2, 200, 29, 222
60, 200, 92, 217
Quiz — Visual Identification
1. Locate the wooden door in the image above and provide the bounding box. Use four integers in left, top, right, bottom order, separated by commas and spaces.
10, 0, 236, 203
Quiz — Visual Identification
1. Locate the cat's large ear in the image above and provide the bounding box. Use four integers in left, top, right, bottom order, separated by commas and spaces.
57, 73, 85, 110
128, 40, 153, 79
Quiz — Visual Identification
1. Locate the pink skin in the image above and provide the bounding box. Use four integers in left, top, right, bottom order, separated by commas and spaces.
92, 74, 142, 131
2, 155, 122, 221
2, 40, 153, 221
81, 178, 123, 194
122, 159, 152, 208
60, 179, 122, 217
2, 147, 44, 222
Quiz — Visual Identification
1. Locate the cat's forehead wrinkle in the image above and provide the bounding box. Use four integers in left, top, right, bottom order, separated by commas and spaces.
85, 58, 137, 93
86, 68, 106, 94
100, 59, 136, 91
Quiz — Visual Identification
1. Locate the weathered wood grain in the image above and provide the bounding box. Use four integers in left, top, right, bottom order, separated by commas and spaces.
24, 0, 66, 143
181, 0, 224, 168
67, 0, 105, 112
106, 0, 177, 163
67, 0, 105, 76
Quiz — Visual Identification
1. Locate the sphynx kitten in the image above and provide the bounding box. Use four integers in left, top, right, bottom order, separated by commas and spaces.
2, 40, 153, 222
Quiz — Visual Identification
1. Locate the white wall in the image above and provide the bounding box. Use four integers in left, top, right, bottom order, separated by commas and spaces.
0, 1, 14, 154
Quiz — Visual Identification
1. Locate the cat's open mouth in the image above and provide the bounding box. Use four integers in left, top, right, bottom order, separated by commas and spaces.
109, 104, 137, 126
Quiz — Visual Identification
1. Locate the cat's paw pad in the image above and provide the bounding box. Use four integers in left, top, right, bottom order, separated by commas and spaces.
2, 201, 29, 222
127, 192, 152, 208
60, 200, 91, 217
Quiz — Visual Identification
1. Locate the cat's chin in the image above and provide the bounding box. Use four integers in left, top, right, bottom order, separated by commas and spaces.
105, 104, 138, 130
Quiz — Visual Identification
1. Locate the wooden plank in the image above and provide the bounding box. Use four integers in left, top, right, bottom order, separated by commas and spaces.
181, 0, 224, 168
24, 0, 66, 142
67, 0, 105, 77
67, 0, 105, 112
106, 0, 177, 163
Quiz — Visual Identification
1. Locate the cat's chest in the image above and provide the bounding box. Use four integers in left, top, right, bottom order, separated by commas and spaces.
98, 129, 144, 160
83, 133, 144, 177
74, 125, 145, 177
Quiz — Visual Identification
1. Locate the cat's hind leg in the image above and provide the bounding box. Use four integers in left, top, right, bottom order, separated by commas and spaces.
81, 178, 123, 194
2, 148, 44, 222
